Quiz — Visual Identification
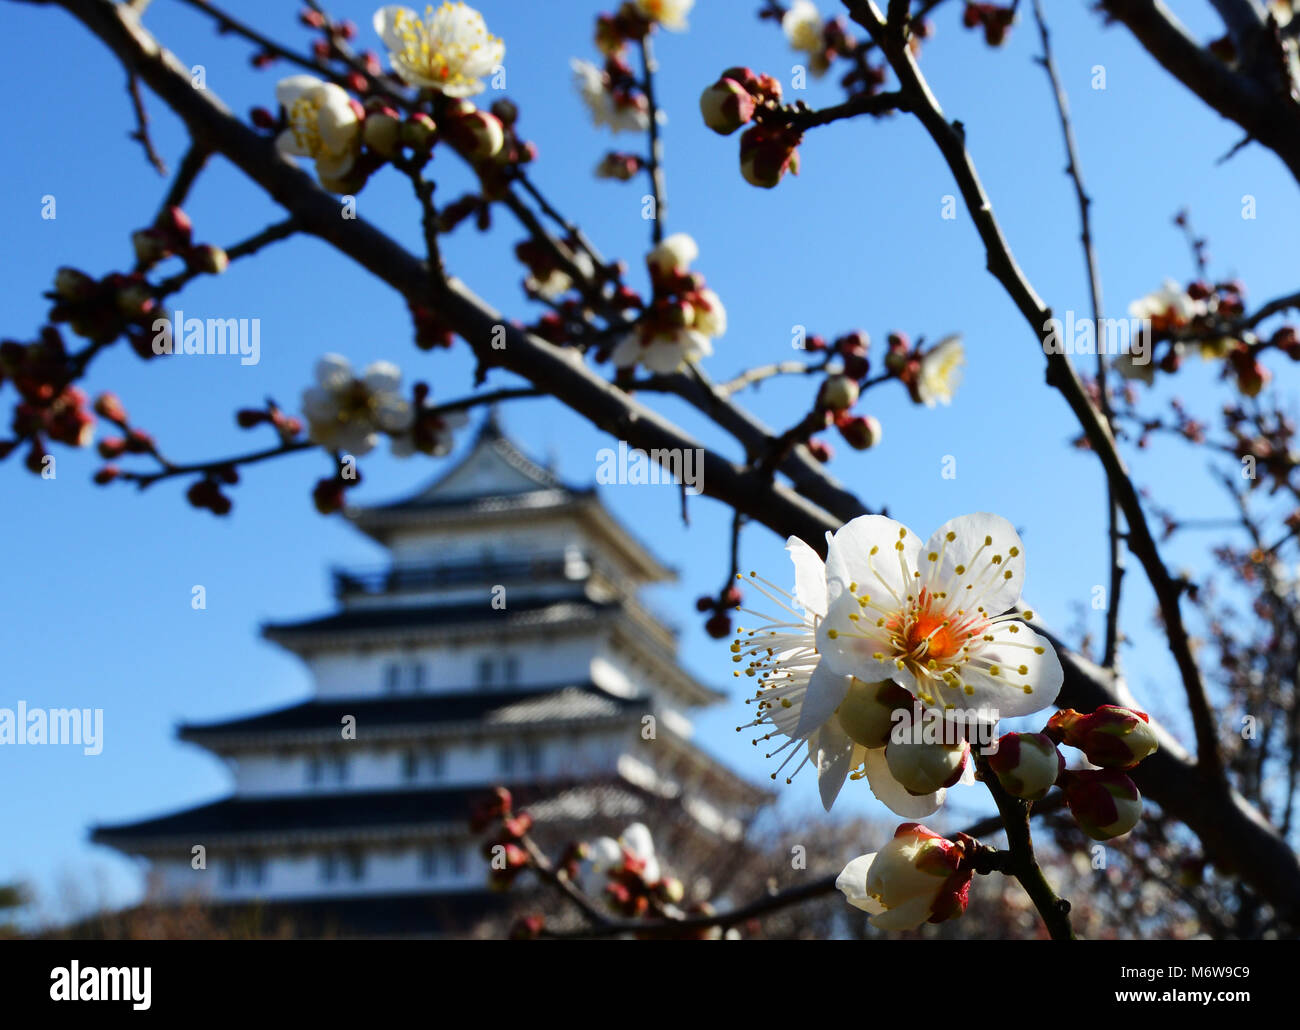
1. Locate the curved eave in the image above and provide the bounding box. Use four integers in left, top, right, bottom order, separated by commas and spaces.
180, 710, 641, 755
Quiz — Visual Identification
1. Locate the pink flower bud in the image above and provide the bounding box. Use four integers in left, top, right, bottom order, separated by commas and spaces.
699, 76, 755, 135
739, 124, 802, 188
363, 110, 404, 158
444, 102, 504, 161
1047, 705, 1158, 769
987, 732, 1062, 800
1065, 768, 1142, 840
837, 414, 882, 450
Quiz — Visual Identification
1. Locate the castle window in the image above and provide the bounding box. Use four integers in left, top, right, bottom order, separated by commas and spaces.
345, 852, 365, 881
524, 740, 544, 774
305, 755, 323, 786
384, 662, 402, 693
428, 749, 446, 778
449, 847, 466, 876
419, 847, 439, 879
503, 656, 519, 686
477, 656, 495, 689
330, 756, 349, 784
410, 662, 426, 692
401, 749, 419, 781
497, 744, 515, 775
319, 853, 338, 883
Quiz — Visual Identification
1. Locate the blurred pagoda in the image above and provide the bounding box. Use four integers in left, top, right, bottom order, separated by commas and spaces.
93, 413, 766, 936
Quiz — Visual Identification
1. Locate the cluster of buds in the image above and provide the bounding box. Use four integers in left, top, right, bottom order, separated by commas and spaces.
962, 2, 1016, 46
132, 206, 226, 278
236, 402, 303, 443
186, 467, 238, 517
696, 583, 742, 640
470, 787, 534, 891
585, 823, 672, 919
837, 823, 974, 930
294, 7, 374, 95
698, 68, 803, 189
594, 151, 644, 181
451, 98, 535, 199
392, 385, 469, 458
92, 392, 158, 486
611, 233, 724, 373
806, 331, 883, 451
0, 330, 96, 472
1224, 404, 1299, 493
973, 707, 1158, 842
47, 267, 162, 358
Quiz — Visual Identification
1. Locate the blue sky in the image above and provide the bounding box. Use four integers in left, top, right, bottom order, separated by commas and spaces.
3, 0, 1297, 919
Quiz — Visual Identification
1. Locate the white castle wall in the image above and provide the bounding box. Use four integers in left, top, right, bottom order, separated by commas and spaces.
229, 730, 631, 796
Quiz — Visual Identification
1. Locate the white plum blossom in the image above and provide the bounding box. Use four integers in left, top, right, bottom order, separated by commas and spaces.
734, 539, 953, 817
783, 0, 830, 75
1127, 279, 1206, 330
611, 233, 727, 374
584, 822, 661, 893
301, 354, 414, 456
274, 75, 361, 190
634, 0, 694, 31
814, 512, 1063, 721
571, 59, 651, 133
373, 2, 504, 95
1113, 345, 1157, 385
646, 233, 699, 276
915, 334, 965, 407
611, 327, 712, 374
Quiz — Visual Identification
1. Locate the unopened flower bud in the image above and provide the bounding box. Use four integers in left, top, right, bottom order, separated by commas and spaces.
818, 374, 859, 412
835, 677, 913, 749
739, 124, 802, 189
885, 736, 969, 796
837, 413, 882, 450
445, 102, 504, 160
699, 76, 755, 135
401, 111, 438, 150
1065, 768, 1142, 840
54, 267, 97, 302
836, 823, 972, 930
987, 732, 1062, 801
93, 392, 128, 423
1047, 705, 1158, 769
363, 109, 403, 157
188, 244, 229, 275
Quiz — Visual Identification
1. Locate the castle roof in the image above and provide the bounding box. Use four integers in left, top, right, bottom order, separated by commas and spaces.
92, 779, 673, 853
344, 412, 673, 583
177, 684, 641, 751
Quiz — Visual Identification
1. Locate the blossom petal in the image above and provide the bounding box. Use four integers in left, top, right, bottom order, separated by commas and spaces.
275, 74, 320, 109
809, 719, 855, 811
928, 512, 1026, 616
960, 623, 1063, 718
825, 514, 924, 606
786, 536, 828, 618
863, 747, 944, 818
836, 853, 886, 914
869, 893, 933, 931
794, 659, 852, 739
815, 589, 902, 681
